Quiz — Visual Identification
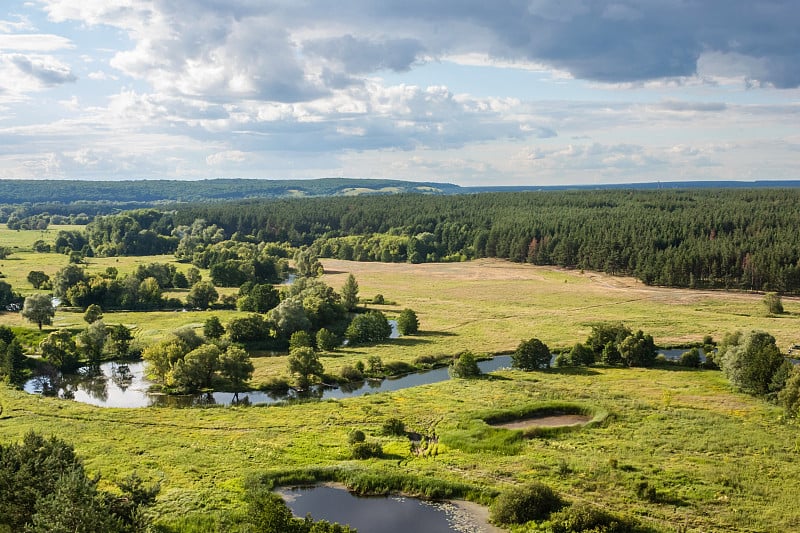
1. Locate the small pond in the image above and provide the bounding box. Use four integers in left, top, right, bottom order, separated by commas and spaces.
24, 355, 513, 408
278, 485, 499, 533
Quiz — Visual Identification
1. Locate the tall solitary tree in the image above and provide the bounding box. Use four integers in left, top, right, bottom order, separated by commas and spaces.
396, 308, 419, 335
21, 294, 55, 330
83, 304, 103, 324
341, 274, 359, 312
287, 346, 324, 390
27, 270, 50, 289
763, 292, 784, 314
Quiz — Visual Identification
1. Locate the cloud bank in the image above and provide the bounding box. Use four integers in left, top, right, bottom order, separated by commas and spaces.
0, 1, 796, 183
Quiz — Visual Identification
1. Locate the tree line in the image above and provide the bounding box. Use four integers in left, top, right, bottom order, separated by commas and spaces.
55, 189, 800, 293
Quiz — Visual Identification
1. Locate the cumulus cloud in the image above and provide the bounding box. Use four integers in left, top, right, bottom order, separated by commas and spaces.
303, 35, 425, 74
3, 0, 795, 184
37, 0, 800, 97
206, 150, 248, 166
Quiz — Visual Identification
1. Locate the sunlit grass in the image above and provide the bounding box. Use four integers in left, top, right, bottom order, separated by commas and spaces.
2, 364, 799, 531
2, 243, 800, 530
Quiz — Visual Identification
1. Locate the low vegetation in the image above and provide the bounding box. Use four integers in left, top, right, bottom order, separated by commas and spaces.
1, 219, 800, 532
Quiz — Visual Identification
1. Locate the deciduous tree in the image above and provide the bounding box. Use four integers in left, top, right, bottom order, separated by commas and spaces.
345, 310, 392, 345
287, 346, 323, 390
21, 293, 55, 330
449, 350, 481, 378
186, 281, 218, 309
39, 329, 78, 371
720, 330, 789, 396
83, 303, 103, 324
396, 308, 419, 335
78, 320, 107, 366
219, 346, 254, 393
512, 338, 551, 370
203, 315, 225, 339
27, 270, 50, 289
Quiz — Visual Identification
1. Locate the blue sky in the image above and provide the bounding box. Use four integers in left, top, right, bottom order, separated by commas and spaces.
1, 0, 799, 186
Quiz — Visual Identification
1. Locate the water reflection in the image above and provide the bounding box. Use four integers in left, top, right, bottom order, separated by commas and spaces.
25, 356, 512, 409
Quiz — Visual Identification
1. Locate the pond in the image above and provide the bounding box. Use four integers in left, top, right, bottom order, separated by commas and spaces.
24, 355, 513, 408
278, 485, 500, 533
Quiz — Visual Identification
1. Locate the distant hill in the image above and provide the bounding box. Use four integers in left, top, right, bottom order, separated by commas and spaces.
0, 178, 462, 205
1, 178, 799, 205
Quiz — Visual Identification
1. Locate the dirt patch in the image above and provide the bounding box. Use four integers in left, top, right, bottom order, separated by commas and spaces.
449, 500, 505, 533
492, 414, 591, 429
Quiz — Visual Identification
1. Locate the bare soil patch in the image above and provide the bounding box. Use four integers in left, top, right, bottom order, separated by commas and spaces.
492, 414, 591, 429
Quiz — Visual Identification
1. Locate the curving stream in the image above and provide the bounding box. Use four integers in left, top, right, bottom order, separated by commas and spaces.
24, 355, 513, 408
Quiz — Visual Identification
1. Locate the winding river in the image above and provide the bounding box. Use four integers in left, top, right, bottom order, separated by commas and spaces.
24, 355, 513, 408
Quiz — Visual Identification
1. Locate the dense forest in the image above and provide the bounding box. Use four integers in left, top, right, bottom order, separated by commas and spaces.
0, 178, 460, 206
162, 189, 800, 293
11, 187, 800, 293
2, 178, 799, 222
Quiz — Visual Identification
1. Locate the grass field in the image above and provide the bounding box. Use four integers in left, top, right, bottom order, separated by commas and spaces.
2, 235, 800, 531
1, 358, 797, 532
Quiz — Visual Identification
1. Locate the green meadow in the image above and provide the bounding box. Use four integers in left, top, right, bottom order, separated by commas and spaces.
1, 227, 800, 531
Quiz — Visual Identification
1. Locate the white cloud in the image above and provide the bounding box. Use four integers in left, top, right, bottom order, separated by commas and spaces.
0, 33, 73, 51
0, 0, 792, 184
0, 15, 34, 33
206, 150, 247, 166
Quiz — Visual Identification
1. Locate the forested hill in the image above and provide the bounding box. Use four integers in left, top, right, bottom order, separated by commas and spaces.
0, 178, 461, 204
1, 178, 799, 205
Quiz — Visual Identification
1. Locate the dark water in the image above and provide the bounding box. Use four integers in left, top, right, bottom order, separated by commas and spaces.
657, 348, 708, 362
24, 355, 513, 408
279, 485, 494, 533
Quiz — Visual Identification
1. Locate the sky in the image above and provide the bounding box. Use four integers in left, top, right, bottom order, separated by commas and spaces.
1, 1, 799, 186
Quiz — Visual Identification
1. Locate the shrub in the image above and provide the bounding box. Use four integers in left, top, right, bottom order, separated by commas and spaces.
396, 308, 419, 335
763, 292, 784, 314
679, 348, 702, 368
380, 417, 406, 436
512, 338, 551, 370
636, 481, 658, 502
449, 350, 482, 378
547, 502, 636, 533
339, 365, 363, 381
490, 482, 564, 525
382, 360, 414, 375
413, 354, 440, 367
372, 294, 385, 304
351, 442, 383, 459
344, 310, 392, 345
347, 430, 366, 445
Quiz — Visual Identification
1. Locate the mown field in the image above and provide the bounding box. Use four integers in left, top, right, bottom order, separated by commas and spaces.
2, 227, 800, 531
